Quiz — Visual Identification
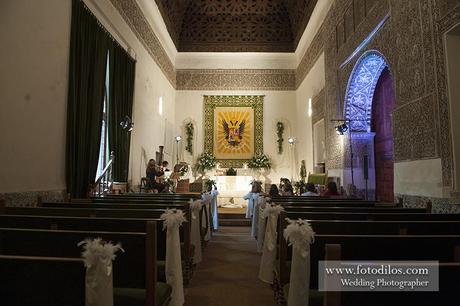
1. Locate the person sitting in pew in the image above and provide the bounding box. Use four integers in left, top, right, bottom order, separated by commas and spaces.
321, 181, 340, 197
281, 183, 294, 196
268, 184, 280, 197
301, 183, 319, 197
146, 159, 165, 192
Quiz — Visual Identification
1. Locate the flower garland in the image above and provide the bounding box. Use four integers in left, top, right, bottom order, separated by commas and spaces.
248, 154, 271, 170
185, 122, 194, 155
195, 152, 217, 172
276, 121, 284, 154
300, 160, 307, 181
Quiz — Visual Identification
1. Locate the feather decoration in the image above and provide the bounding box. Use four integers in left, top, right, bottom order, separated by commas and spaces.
263, 203, 284, 218
161, 208, 187, 230
189, 199, 202, 219
78, 238, 124, 274
283, 218, 315, 258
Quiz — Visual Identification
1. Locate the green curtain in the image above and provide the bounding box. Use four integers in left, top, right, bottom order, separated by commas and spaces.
108, 45, 136, 182
66, 0, 110, 198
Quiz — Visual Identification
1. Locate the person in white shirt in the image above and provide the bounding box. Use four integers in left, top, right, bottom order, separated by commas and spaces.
301, 183, 320, 197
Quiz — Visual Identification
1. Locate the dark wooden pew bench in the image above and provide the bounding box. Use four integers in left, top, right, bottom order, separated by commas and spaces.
0, 255, 85, 306
0, 222, 170, 306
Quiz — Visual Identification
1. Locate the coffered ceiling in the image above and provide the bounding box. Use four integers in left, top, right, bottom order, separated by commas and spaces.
155, 0, 317, 52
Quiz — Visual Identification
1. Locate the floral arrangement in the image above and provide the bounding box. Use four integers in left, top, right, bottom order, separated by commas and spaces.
204, 179, 216, 189
179, 164, 189, 176
248, 154, 271, 170
185, 122, 194, 155
194, 152, 217, 172
276, 121, 284, 154
293, 180, 307, 195
163, 179, 176, 193
300, 160, 307, 181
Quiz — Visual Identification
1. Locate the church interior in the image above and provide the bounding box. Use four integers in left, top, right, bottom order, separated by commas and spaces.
1, 0, 460, 305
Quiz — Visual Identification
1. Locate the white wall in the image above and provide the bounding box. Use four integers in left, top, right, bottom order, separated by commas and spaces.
295, 53, 326, 176
394, 159, 444, 198
175, 90, 296, 183
0, 0, 176, 193
0, 0, 71, 193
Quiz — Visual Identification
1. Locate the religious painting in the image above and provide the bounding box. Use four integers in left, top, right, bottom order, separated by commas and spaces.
204, 96, 264, 168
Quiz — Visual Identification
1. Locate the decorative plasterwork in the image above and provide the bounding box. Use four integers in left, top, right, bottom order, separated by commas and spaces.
311, 89, 325, 124
203, 96, 264, 168
177, 69, 296, 91
109, 0, 176, 87
344, 51, 387, 132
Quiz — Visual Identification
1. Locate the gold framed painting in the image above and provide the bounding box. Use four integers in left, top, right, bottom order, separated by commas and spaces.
203, 95, 264, 168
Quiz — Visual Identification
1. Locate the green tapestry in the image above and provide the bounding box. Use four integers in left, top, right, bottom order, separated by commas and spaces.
203, 95, 264, 167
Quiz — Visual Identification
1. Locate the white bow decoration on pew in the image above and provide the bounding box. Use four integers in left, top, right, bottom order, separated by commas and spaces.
256, 196, 268, 252
161, 208, 187, 306
200, 196, 212, 241
259, 203, 284, 283
283, 218, 315, 306
78, 238, 124, 306
189, 199, 203, 264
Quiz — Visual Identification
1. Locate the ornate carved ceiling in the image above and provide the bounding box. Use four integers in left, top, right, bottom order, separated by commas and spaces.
155, 0, 317, 52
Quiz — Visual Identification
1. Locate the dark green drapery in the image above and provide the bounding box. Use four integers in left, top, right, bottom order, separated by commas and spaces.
108, 45, 136, 182
66, 0, 110, 198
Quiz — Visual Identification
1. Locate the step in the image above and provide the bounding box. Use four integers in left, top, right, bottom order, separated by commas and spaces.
219, 213, 246, 220
219, 218, 251, 226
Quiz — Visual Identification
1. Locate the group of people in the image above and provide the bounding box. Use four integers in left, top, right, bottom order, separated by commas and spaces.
145, 159, 170, 192
266, 181, 341, 197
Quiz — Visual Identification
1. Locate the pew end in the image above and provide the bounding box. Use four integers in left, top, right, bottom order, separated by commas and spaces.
323, 244, 341, 306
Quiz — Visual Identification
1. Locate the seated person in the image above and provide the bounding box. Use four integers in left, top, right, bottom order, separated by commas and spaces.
146, 159, 165, 192
280, 183, 294, 196
301, 183, 319, 197
321, 181, 340, 197
243, 181, 262, 218
161, 160, 170, 172
268, 184, 280, 197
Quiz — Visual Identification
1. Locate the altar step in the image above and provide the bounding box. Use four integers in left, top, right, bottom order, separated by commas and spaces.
219, 213, 251, 226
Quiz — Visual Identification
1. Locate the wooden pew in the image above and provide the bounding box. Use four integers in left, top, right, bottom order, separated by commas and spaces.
319, 244, 460, 306
0, 205, 193, 284
278, 235, 460, 306
0, 255, 85, 306
283, 206, 427, 213
278, 211, 460, 221
0, 221, 170, 306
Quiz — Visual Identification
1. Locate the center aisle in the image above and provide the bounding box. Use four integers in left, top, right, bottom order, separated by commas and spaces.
184, 226, 275, 306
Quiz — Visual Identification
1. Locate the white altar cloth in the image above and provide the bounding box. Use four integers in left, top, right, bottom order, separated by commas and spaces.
213, 176, 253, 208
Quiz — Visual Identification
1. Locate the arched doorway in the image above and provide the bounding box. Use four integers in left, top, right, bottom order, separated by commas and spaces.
344, 51, 395, 201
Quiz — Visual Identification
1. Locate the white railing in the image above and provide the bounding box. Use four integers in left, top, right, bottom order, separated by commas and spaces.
92, 151, 114, 197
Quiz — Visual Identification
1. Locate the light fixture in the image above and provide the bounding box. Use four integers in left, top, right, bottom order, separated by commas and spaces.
120, 116, 134, 132
158, 96, 163, 116
288, 137, 296, 145
308, 98, 312, 117
175, 135, 182, 164
335, 123, 349, 135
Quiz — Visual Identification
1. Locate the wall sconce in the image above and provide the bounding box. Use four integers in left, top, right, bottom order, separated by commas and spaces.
308, 98, 312, 117
120, 116, 134, 132
288, 137, 297, 145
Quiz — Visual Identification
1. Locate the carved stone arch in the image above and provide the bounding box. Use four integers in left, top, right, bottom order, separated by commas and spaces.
344, 50, 391, 131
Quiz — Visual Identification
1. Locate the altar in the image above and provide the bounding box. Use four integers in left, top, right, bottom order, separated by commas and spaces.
213, 175, 253, 208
